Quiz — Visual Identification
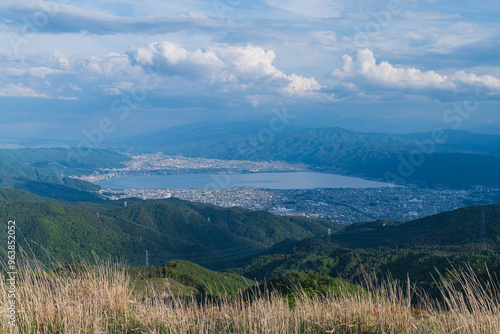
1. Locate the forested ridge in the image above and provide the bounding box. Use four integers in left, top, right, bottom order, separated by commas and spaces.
1, 188, 498, 299
0, 189, 340, 268
0, 148, 129, 201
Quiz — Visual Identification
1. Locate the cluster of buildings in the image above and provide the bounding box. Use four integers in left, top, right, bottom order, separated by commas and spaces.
85, 153, 497, 224
101, 186, 491, 224
79, 153, 308, 182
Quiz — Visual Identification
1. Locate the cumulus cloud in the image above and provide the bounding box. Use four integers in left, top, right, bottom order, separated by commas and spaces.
284, 73, 322, 95
333, 49, 451, 90
84, 54, 141, 79
0, 40, 324, 105
128, 42, 224, 80
452, 71, 500, 92
128, 42, 323, 97
332, 49, 500, 95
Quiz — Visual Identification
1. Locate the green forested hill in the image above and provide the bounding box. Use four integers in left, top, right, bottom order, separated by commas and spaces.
2, 178, 105, 203
0, 190, 342, 269
330, 203, 500, 248
228, 203, 500, 297
130, 260, 254, 298
0, 148, 128, 173
0, 188, 47, 203
0, 147, 129, 198
230, 244, 500, 297
106, 200, 342, 249
1, 187, 499, 299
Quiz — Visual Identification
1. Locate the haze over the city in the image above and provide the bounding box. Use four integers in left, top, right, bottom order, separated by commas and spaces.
1, 0, 499, 142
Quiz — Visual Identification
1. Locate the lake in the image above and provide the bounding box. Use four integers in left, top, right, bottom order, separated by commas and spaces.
98, 172, 397, 190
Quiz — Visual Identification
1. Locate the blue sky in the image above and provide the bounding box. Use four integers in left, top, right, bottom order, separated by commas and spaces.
1, 0, 500, 141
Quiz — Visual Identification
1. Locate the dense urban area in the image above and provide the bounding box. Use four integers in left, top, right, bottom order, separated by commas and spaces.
79, 153, 497, 224
79, 153, 308, 182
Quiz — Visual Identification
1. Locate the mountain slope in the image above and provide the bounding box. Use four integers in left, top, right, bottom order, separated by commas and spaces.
331, 203, 500, 248
0, 191, 343, 269
0, 148, 130, 194
130, 259, 254, 298
228, 203, 500, 295
5, 177, 105, 203
0, 188, 47, 203
134, 125, 500, 188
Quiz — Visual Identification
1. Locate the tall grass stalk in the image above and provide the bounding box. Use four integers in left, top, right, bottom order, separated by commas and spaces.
1, 257, 499, 333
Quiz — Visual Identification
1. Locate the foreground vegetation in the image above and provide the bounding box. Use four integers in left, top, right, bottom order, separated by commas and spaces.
1, 258, 500, 333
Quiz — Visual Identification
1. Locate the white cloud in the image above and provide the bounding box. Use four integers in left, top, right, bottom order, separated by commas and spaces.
452, 71, 500, 92
83, 54, 143, 81
52, 52, 70, 69
429, 22, 497, 53
129, 42, 323, 97
215, 45, 279, 80
284, 73, 322, 95
332, 49, 500, 94
129, 41, 224, 81
0, 83, 50, 98
0, 42, 324, 101
69, 83, 83, 92
333, 49, 451, 90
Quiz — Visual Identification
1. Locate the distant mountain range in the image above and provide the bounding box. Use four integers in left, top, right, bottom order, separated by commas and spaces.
124, 124, 500, 188
3, 126, 500, 193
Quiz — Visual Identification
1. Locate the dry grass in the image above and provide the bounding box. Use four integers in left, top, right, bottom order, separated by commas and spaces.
1, 258, 499, 333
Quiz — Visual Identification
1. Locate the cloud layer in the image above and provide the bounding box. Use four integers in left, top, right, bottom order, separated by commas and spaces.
0, 41, 324, 105
0, 1, 226, 35
0, 0, 500, 138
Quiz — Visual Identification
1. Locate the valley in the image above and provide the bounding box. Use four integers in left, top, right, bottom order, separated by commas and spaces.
0, 144, 499, 332
72, 152, 498, 223
2, 1, 500, 331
